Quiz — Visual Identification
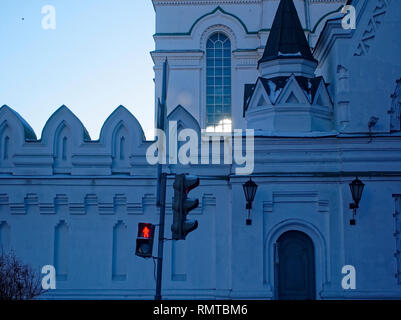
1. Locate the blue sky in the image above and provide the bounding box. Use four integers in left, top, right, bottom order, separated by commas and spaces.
0, 0, 156, 140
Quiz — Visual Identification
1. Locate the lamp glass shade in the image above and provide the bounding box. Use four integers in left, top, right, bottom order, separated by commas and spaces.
349, 177, 365, 205
243, 179, 258, 203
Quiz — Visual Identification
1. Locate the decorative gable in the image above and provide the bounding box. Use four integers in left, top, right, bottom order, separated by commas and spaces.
245, 75, 333, 132
246, 79, 273, 113
312, 80, 333, 109
275, 75, 310, 105
167, 105, 201, 134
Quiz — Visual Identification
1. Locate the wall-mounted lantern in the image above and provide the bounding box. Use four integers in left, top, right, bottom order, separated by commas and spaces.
349, 177, 365, 225
243, 178, 258, 225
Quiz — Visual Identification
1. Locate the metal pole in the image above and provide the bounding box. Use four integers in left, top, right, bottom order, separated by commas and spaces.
155, 172, 167, 300
155, 59, 168, 300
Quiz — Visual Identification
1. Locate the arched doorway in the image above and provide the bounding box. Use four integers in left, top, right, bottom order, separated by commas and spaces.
275, 231, 316, 300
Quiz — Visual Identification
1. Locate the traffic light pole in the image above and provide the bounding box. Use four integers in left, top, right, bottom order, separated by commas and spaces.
155, 171, 167, 300
154, 173, 226, 299
154, 59, 168, 300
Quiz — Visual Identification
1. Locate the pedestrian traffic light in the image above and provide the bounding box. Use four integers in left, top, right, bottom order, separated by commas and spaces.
171, 174, 199, 240
135, 223, 155, 258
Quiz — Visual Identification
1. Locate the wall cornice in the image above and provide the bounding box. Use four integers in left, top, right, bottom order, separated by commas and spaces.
153, 0, 261, 6
152, 0, 344, 6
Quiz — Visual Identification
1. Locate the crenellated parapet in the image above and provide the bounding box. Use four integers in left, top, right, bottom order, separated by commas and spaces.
0, 192, 157, 216
0, 105, 153, 176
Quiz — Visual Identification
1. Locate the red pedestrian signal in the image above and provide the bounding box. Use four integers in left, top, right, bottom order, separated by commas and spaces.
136, 223, 155, 258
142, 226, 150, 238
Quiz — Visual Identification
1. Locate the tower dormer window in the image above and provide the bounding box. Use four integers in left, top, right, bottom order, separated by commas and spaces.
206, 32, 232, 132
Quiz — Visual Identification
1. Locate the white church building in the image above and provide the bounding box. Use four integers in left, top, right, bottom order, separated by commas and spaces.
1, 0, 401, 299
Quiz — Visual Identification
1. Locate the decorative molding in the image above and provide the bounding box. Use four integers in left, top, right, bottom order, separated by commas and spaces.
354, 0, 392, 57
0, 194, 8, 205
39, 204, 55, 215
202, 194, 216, 207
263, 191, 329, 214
151, 51, 204, 69
10, 204, 25, 215
99, 204, 114, 215
0, 105, 152, 176
153, 3, 345, 38
69, 204, 85, 215
313, 16, 351, 66
155, 6, 252, 36
153, 0, 261, 5
389, 78, 401, 132
263, 201, 273, 214
200, 24, 237, 50
127, 203, 142, 215
141, 193, 157, 216
273, 191, 319, 203
55, 194, 68, 206
153, 0, 344, 6
310, 5, 344, 34
233, 50, 259, 68
336, 65, 350, 128
0, 193, 150, 216
318, 200, 330, 214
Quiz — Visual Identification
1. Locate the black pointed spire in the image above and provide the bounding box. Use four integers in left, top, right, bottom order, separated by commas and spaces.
259, 0, 316, 65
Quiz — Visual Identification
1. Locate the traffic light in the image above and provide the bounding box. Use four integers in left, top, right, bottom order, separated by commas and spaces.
135, 223, 155, 258
171, 174, 200, 240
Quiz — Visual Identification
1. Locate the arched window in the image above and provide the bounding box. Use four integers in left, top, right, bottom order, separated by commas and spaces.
54, 220, 68, 281
206, 32, 232, 132
0, 221, 11, 252
112, 221, 128, 281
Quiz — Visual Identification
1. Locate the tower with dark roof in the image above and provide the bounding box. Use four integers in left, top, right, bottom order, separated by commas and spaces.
258, 0, 318, 79
259, 0, 317, 65
244, 0, 333, 133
